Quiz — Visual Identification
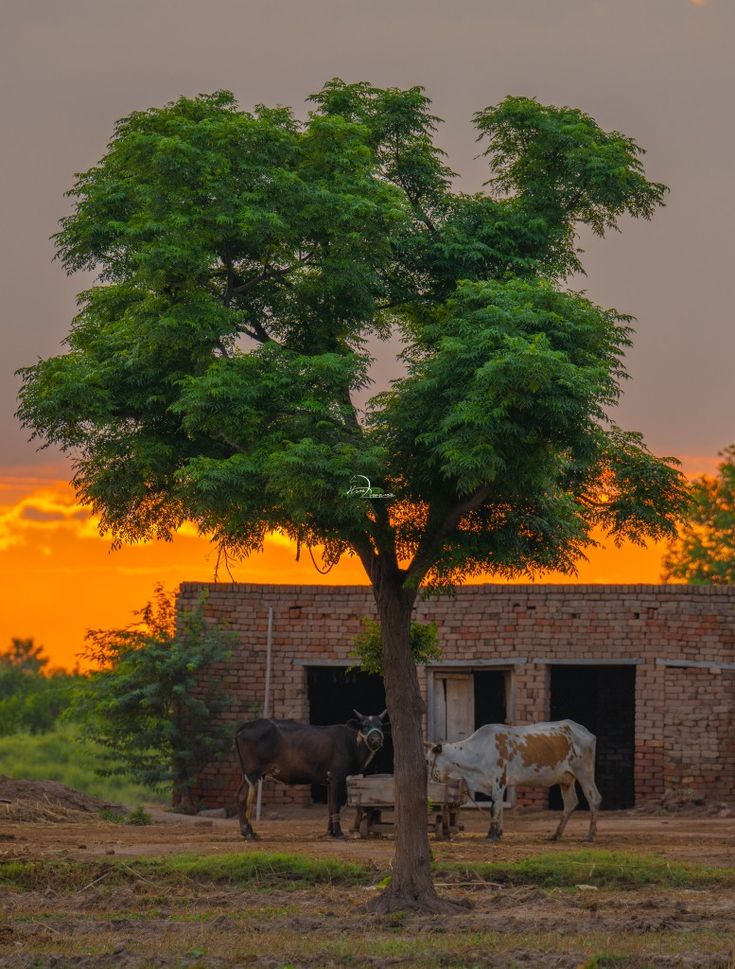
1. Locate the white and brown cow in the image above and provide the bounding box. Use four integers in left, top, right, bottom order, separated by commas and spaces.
426, 719, 601, 841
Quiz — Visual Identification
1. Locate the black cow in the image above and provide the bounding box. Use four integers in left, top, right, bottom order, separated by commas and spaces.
234, 710, 388, 839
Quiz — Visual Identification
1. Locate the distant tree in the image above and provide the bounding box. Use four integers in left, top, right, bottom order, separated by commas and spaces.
0, 637, 49, 674
70, 586, 234, 811
662, 446, 735, 584
0, 638, 78, 735
17, 82, 687, 911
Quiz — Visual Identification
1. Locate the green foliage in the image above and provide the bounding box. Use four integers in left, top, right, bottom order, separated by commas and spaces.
0, 725, 166, 805
1, 637, 49, 674
98, 805, 152, 825
98, 808, 127, 823
0, 639, 79, 736
0, 852, 370, 893
437, 849, 735, 889
15, 80, 686, 590
69, 585, 234, 805
474, 96, 667, 270
126, 804, 153, 825
352, 618, 441, 675
662, 445, 735, 584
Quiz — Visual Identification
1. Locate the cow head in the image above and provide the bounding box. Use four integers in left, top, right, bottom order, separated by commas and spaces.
424, 741, 445, 781
354, 709, 388, 753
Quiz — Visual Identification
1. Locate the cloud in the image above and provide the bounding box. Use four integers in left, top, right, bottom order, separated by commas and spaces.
0, 483, 95, 552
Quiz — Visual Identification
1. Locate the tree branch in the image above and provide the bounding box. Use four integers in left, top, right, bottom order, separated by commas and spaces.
405, 485, 491, 588
224, 252, 316, 301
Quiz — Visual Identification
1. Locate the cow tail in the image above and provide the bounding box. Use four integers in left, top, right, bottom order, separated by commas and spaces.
233, 727, 247, 777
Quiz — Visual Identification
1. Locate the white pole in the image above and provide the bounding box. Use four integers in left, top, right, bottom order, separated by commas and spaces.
255, 606, 274, 822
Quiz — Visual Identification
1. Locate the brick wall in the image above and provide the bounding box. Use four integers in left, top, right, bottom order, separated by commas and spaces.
178, 583, 735, 812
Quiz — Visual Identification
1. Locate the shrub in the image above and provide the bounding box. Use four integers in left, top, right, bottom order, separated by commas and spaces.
70, 585, 235, 811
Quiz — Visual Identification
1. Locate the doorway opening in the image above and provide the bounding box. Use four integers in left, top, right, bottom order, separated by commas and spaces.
549, 664, 636, 811
306, 665, 393, 803
431, 668, 508, 742
430, 668, 509, 802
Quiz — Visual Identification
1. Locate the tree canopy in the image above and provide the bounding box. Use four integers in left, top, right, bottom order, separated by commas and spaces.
17, 82, 684, 582
663, 446, 735, 584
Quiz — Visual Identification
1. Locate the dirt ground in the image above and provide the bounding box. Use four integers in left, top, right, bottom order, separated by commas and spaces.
2, 803, 735, 968
1, 803, 735, 867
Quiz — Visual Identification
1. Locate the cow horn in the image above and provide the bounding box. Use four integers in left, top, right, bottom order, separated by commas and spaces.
353, 709, 364, 719
379, 709, 388, 720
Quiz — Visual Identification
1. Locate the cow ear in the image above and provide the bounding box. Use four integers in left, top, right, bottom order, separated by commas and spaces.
434, 743, 442, 754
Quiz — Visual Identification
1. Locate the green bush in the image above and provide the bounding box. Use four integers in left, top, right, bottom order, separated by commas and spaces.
126, 805, 153, 825
70, 585, 235, 810
351, 618, 441, 674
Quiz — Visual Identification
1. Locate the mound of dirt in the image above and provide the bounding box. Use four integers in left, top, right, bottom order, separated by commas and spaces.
0, 774, 126, 823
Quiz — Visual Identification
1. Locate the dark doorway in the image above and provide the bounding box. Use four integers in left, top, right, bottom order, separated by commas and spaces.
472, 670, 508, 801
474, 670, 507, 729
307, 666, 393, 803
549, 664, 635, 811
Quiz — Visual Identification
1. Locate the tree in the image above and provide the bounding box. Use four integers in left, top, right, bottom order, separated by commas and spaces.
70, 586, 234, 811
17, 82, 687, 911
1, 637, 49, 674
0, 638, 78, 735
662, 446, 735, 584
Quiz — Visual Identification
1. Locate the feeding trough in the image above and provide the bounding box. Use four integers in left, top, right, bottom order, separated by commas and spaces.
347, 773, 465, 840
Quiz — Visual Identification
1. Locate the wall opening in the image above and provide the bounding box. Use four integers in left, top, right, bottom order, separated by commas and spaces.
306, 665, 393, 803
431, 668, 509, 742
549, 664, 635, 811
474, 670, 507, 728
429, 668, 509, 802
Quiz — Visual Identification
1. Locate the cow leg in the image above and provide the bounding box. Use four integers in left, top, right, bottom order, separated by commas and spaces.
236, 774, 260, 840
575, 767, 602, 842
486, 782, 504, 842
328, 774, 347, 838
551, 777, 578, 841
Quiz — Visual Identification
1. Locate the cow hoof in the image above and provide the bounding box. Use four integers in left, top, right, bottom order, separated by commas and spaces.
242, 831, 259, 841
486, 833, 501, 843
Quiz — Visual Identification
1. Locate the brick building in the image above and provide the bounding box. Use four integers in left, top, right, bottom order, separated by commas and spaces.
178, 582, 735, 812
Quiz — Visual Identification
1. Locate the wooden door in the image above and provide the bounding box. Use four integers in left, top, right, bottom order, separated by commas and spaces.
433, 673, 475, 742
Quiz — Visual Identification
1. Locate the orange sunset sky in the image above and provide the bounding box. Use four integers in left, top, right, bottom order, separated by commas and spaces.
0, 456, 719, 671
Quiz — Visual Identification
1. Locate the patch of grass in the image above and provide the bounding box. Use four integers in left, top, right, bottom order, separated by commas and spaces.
579, 956, 628, 969
0, 852, 372, 893
3, 848, 732, 900
0, 725, 168, 806
98, 808, 127, 823
437, 849, 735, 890
155, 851, 369, 886
126, 805, 152, 825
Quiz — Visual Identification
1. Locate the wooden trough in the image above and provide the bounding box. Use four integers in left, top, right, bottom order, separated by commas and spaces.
347, 773, 465, 839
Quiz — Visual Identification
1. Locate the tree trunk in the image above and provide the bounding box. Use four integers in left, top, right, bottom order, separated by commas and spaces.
368, 579, 464, 914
